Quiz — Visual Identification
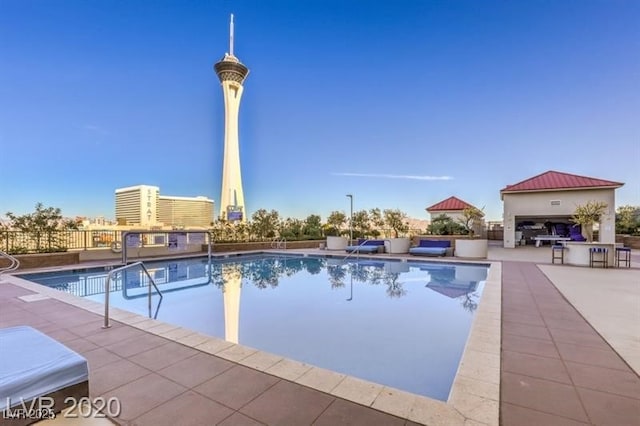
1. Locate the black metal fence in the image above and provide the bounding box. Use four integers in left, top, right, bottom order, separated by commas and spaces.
1, 230, 122, 254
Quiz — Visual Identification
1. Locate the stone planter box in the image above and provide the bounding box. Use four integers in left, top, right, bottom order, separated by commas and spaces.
455, 239, 488, 259
384, 238, 411, 254
326, 236, 348, 251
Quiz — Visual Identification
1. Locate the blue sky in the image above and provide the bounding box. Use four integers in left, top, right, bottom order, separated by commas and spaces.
1, 0, 638, 222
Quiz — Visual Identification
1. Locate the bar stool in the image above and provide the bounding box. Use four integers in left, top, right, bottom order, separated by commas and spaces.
551, 244, 566, 264
615, 247, 631, 268
589, 247, 608, 268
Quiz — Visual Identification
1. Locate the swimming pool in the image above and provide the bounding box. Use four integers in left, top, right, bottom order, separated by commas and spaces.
21, 254, 488, 401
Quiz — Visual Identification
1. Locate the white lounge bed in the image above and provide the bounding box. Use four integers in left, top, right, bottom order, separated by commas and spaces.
0, 326, 89, 423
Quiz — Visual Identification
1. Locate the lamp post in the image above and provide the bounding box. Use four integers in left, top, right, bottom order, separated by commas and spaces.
346, 194, 353, 244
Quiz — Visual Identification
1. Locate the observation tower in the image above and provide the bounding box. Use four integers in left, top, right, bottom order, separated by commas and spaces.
214, 14, 249, 222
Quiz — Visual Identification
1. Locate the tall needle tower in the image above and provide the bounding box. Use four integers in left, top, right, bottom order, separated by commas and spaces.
214, 14, 249, 222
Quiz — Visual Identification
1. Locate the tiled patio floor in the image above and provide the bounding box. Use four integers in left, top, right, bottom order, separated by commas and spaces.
0, 282, 420, 426
500, 261, 640, 425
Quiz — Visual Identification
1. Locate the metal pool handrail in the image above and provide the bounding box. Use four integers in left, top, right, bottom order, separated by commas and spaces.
342, 238, 376, 262
271, 237, 287, 250
0, 251, 20, 279
103, 261, 163, 328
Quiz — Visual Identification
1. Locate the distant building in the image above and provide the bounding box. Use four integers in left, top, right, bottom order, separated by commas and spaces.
115, 185, 160, 227
115, 185, 214, 228
158, 195, 214, 228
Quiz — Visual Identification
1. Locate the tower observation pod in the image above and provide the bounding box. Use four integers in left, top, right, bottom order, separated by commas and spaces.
214, 14, 249, 222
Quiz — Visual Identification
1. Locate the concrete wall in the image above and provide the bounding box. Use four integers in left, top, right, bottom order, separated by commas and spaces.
502, 188, 616, 248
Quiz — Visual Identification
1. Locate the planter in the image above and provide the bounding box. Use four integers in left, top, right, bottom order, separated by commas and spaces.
455, 239, 488, 259
326, 236, 348, 251
384, 238, 411, 254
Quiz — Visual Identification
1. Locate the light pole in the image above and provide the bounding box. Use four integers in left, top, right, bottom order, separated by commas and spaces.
346, 194, 353, 244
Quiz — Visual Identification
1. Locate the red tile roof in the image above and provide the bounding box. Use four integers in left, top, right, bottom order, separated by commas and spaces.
501, 170, 623, 195
426, 196, 477, 212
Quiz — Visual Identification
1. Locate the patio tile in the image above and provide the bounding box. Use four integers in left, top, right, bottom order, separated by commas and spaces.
502, 321, 552, 341
193, 365, 279, 410
295, 366, 347, 393
41, 327, 81, 343
371, 387, 417, 419
501, 403, 589, 426
556, 342, 631, 371
157, 352, 234, 388
63, 337, 100, 354
548, 328, 610, 350
408, 396, 464, 425
101, 373, 187, 421
217, 412, 265, 426
129, 342, 199, 371
501, 372, 588, 422
330, 376, 384, 406
314, 398, 405, 426
90, 358, 152, 396
238, 350, 283, 371
564, 361, 640, 398
240, 381, 334, 425
265, 357, 312, 381
82, 347, 123, 370
103, 332, 168, 357
131, 391, 233, 426
502, 312, 545, 327
544, 318, 598, 333
501, 333, 560, 358
576, 387, 640, 426
502, 350, 571, 384
64, 319, 118, 337
84, 324, 148, 347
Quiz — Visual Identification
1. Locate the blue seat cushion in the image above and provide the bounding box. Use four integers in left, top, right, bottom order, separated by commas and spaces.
346, 245, 381, 254
418, 240, 451, 248
409, 247, 447, 256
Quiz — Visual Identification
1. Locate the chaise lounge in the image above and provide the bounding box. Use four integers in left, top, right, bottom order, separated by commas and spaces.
409, 239, 453, 257
345, 239, 385, 254
0, 326, 89, 425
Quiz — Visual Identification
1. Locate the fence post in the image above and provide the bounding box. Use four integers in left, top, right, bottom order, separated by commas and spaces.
84, 231, 88, 251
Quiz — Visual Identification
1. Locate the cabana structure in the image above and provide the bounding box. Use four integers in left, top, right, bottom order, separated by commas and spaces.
426, 196, 485, 236
501, 170, 623, 248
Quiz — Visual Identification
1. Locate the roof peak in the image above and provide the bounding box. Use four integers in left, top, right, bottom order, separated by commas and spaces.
501, 170, 624, 195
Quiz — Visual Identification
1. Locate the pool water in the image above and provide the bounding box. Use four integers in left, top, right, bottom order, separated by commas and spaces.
21, 254, 488, 401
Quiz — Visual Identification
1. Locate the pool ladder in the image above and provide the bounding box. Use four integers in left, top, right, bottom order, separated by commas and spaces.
103, 261, 163, 328
0, 251, 20, 280
342, 239, 376, 262
271, 237, 287, 250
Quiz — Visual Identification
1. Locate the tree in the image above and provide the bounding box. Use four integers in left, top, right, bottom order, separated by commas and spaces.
280, 217, 304, 240
302, 214, 323, 239
428, 214, 466, 235
324, 211, 347, 237
250, 209, 280, 240
5, 203, 76, 252
458, 207, 485, 238
571, 200, 608, 242
368, 208, 385, 238
383, 209, 409, 238
351, 210, 371, 239
616, 205, 640, 235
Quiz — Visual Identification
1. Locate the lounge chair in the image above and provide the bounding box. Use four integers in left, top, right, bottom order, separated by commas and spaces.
0, 326, 89, 423
345, 239, 385, 254
409, 239, 452, 257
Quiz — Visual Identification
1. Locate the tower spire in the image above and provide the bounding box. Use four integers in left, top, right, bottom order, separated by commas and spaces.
229, 13, 234, 56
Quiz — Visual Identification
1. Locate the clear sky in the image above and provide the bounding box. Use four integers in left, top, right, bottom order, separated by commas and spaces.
1, 0, 638, 222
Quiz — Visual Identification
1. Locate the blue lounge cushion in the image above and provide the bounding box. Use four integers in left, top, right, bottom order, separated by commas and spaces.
356, 239, 386, 246
346, 245, 381, 254
418, 240, 451, 248
409, 247, 447, 256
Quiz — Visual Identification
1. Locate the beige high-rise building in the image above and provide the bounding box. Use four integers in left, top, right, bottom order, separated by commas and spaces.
158, 195, 214, 228
115, 185, 160, 226
214, 14, 249, 222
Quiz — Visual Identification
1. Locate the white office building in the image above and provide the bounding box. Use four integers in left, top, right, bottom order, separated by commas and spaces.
115, 185, 160, 226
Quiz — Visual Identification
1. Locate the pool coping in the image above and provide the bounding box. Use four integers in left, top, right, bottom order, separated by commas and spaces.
3, 250, 501, 425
